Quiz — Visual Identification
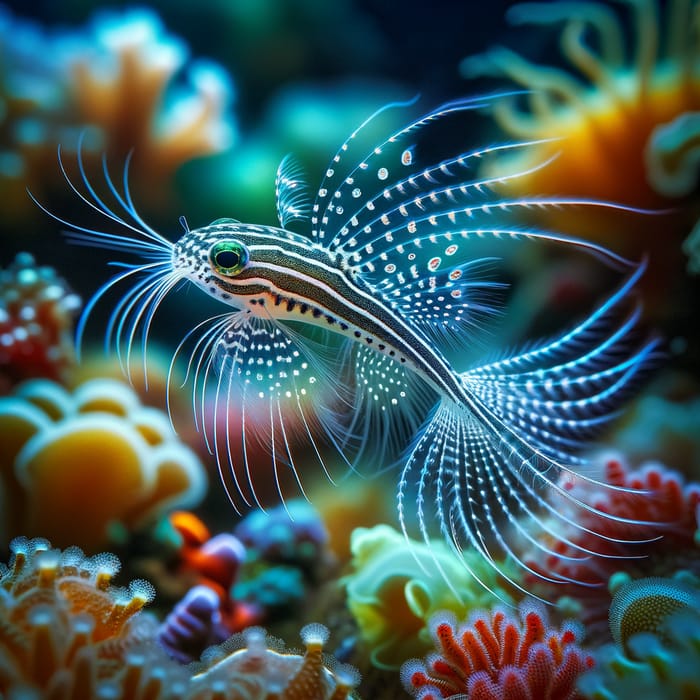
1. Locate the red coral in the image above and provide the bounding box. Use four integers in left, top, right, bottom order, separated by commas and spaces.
401, 603, 593, 700
525, 455, 700, 634
530, 457, 700, 585
0, 252, 80, 389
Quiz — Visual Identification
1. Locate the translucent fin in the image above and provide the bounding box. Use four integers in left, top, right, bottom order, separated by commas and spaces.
342, 344, 436, 469
275, 154, 311, 229
171, 312, 350, 514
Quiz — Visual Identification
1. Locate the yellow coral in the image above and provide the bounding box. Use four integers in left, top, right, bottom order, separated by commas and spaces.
343, 524, 517, 670
0, 378, 206, 551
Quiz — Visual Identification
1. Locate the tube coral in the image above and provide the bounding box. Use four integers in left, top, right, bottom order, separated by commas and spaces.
401, 602, 594, 700
0, 378, 206, 551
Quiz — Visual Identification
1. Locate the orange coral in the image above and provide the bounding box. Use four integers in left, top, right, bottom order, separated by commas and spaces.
0, 378, 206, 551
0, 536, 156, 696
190, 623, 360, 700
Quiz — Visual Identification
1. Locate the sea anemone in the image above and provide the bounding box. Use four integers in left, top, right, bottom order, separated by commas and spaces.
343, 524, 517, 670
0, 252, 80, 390
461, 0, 700, 315
0, 377, 206, 551
401, 601, 594, 699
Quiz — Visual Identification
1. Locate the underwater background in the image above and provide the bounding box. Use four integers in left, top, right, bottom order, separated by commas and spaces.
1, 0, 700, 698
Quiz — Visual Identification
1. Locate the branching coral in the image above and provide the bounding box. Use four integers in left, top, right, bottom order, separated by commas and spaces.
0, 252, 80, 390
0, 378, 206, 551
343, 524, 517, 670
401, 602, 594, 700
461, 0, 700, 309
0, 5, 236, 223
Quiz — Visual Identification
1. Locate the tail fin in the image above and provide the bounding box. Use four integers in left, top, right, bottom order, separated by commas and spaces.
397, 261, 662, 599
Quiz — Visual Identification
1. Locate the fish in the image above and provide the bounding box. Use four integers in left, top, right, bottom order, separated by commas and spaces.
37, 95, 661, 598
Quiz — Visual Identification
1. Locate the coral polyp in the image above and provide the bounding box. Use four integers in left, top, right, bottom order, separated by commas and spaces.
401, 602, 594, 700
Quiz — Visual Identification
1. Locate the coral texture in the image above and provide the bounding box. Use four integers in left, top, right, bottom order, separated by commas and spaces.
0, 252, 80, 389
401, 602, 593, 700
344, 524, 516, 669
0, 536, 156, 697
0, 378, 206, 550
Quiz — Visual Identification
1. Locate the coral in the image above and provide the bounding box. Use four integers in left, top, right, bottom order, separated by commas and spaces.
608, 574, 700, 654
524, 455, 700, 634
0, 536, 157, 697
343, 524, 517, 670
0, 252, 80, 390
0, 5, 236, 223
190, 623, 360, 700
461, 0, 700, 313
578, 608, 700, 699
0, 378, 206, 551
158, 511, 260, 663
401, 602, 594, 700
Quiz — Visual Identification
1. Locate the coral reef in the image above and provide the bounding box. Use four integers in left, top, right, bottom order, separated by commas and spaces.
0, 536, 157, 697
401, 601, 593, 699
578, 608, 700, 699
344, 524, 517, 670
524, 455, 700, 635
0, 377, 206, 551
0, 5, 236, 224
0, 252, 80, 390
190, 623, 361, 699
461, 0, 700, 315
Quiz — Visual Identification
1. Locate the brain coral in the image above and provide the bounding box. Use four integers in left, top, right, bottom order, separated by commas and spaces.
0, 377, 206, 551
344, 524, 517, 670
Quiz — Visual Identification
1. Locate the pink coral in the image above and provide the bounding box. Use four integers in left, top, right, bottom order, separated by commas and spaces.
0, 252, 80, 390
401, 603, 593, 700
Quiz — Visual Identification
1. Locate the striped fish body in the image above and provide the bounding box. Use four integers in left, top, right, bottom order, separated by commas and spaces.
43, 95, 661, 598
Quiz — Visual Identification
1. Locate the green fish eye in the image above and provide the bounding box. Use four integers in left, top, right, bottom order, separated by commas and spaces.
209, 240, 249, 276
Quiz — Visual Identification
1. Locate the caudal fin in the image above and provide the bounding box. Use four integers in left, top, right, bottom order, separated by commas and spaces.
397, 261, 662, 600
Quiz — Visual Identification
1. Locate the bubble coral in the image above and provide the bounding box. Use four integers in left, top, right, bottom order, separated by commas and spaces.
0, 377, 206, 551
461, 0, 700, 309
608, 574, 700, 654
0, 5, 236, 223
0, 252, 80, 390
578, 608, 700, 700
401, 601, 594, 700
344, 524, 517, 670
189, 623, 361, 700
0, 536, 156, 697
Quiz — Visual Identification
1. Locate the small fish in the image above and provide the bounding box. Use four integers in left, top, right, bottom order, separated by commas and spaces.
38, 95, 661, 598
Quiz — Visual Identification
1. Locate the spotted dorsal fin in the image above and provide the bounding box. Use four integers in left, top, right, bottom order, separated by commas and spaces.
275, 154, 310, 229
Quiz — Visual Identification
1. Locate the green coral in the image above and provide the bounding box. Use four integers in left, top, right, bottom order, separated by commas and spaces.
343, 524, 517, 670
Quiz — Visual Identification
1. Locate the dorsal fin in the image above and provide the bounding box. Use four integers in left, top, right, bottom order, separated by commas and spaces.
275, 154, 310, 229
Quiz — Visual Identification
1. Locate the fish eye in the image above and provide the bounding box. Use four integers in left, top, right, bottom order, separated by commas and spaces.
209, 240, 249, 276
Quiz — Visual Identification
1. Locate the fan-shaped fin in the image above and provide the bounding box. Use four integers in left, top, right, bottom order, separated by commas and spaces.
275, 154, 311, 228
